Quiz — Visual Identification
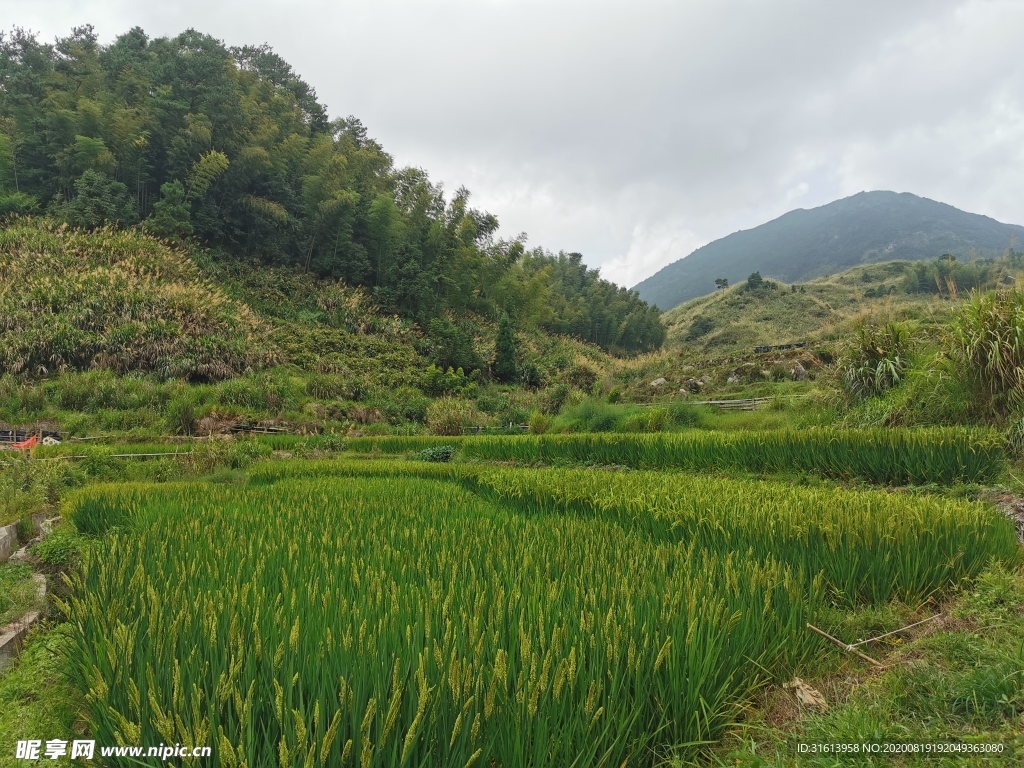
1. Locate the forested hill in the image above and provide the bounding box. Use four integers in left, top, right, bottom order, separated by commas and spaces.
0, 25, 664, 355
633, 191, 1024, 312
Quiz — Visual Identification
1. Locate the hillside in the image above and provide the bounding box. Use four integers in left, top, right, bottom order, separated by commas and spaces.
633, 191, 1024, 311
0, 218, 632, 437
661, 255, 1024, 355
0, 26, 663, 355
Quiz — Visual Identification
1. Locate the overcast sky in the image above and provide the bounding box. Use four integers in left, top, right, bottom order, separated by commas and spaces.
4, 0, 1023, 287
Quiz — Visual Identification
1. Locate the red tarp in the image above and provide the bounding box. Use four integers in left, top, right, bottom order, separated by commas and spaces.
11, 434, 37, 450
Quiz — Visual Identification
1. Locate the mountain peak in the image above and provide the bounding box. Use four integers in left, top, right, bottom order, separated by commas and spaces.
632, 192, 1024, 311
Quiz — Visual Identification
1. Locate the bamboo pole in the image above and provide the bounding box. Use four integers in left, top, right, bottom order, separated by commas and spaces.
806, 623, 886, 668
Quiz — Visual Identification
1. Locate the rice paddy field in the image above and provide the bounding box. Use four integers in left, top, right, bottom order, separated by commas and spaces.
294, 426, 1005, 486
54, 447, 1020, 766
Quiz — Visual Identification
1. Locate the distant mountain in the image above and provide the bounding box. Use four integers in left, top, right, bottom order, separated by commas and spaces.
632, 191, 1024, 311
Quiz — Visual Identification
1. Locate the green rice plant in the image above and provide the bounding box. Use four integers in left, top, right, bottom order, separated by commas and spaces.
60, 477, 820, 766
337, 426, 1005, 485
249, 460, 1019, 606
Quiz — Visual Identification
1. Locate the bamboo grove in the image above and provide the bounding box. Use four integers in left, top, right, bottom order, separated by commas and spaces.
0, 28, 664, 352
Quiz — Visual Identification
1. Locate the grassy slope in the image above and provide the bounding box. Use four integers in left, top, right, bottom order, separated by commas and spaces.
0, 219, 625, 438
0, 563, 40, 626
662, 261, 954, 356
718, 562, 1024, 767
0, 625, 80, 768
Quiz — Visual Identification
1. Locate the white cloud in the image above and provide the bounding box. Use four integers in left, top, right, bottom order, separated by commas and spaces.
4, 0, 1023, 287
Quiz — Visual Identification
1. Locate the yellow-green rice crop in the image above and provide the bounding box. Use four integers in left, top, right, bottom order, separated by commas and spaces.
251, 461, 1020, 605
61, 478, 820, 767
336, 427, 1004, 485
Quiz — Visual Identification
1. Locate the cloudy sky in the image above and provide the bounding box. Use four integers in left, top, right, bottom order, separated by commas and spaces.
5, 0, 1024, 287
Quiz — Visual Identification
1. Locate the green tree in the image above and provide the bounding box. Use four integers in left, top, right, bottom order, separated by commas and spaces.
57, 170, 138, 228
493, 313, 518, 383
715, 277, 728, 290
427, 317, 482, 374
0, 25, 666, 351
145, 179, 192, 240
746, 271, 763, 290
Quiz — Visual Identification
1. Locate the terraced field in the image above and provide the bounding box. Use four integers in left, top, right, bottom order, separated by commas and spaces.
57, 456, 1018, 766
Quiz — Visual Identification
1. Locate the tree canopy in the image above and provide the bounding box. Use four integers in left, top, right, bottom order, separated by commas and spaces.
0, 25, 664, 354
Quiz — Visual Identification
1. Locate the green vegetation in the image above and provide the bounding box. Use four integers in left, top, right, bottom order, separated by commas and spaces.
0, 221, 270, 379
54, 458, 1016, 765
248, 460, 1018, 605
634, 190, 1024, 311
837, 287, 1024, 442
61, 476, 817, 765
0, 562, 39, 625
0, 626, 82, 768
0, 453, 78, 526
0, 27, 662, 354
330, 427, 1003, 485
725, 564, 1024, 767
2, 22, 1024, 768
662, 256, 1024, 356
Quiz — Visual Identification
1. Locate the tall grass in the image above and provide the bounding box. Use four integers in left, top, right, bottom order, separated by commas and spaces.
0, 221, 273, 378
336, 427, 1004, 485
949, 287, 1024, 415
61, 478, 820, 766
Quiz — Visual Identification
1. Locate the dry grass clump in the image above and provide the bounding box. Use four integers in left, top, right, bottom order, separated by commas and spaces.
0, 220, 275, 379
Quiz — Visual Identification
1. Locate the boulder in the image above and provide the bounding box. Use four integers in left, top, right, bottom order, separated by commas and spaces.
650, 377, 667, 388
727, 374, 741, 384
682, 377, 703, 392
791, 361, 809, 381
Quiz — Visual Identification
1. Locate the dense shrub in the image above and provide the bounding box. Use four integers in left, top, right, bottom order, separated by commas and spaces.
425, 397, 478, 436
840, 321, 915, 398
949, 288, 1024, 415
32, 527, 84, 567
417, 444, 457, 462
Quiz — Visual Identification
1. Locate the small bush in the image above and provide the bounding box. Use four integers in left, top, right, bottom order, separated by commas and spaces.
685, 315, 716, 341
32, 527, 83, 568
551, 399, 623, 433
620, 408, 668, 433
418, 445, 456, 462
543, 384, 571, 414
666, 402, 702, 428
15, 515, 36, 543
426, 397, 477, 436
422, 365, 470, 396
840, 321, 915, 399
166, 388, 206, 435
949, 288, 1024, 415
184, 437, 272, 474
1006, 416, 1024, 459
528, 410, 552, 435
563, 361, 599, 392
